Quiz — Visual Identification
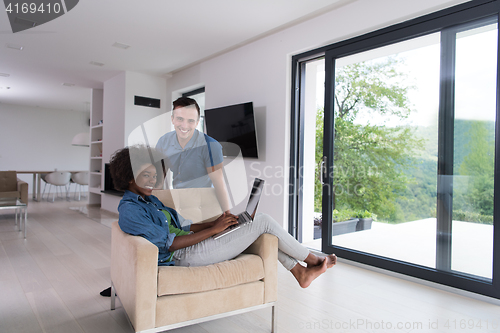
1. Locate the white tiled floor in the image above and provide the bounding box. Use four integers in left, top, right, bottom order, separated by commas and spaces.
1, 198, 498, 333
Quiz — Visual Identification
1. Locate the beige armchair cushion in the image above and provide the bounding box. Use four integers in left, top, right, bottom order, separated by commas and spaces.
111, 221, 158, 332
153, 188, 223, 223
157, 253, 265, 296
243, 233, 278, 304
155, 281, 265, 327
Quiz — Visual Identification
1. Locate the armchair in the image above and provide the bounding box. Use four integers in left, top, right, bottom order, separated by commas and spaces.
110, 188, 278, 333
0, 171, 28, 206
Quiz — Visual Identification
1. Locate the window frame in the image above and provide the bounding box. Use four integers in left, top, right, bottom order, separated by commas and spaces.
289, 0, 500, 299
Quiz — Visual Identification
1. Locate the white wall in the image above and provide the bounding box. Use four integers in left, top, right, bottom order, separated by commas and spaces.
124, 71, 167, 144
166, 0, 471, 226
103, 72, 127, 165
103, 71, 167, 163
102, 71, 166, 213
0, 103, 90, 193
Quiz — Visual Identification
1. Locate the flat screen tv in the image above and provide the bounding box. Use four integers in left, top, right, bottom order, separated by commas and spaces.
204, 102, 258, 158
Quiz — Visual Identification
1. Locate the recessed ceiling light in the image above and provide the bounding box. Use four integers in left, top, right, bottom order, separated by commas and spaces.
112, 42, 131, 50
62, 83, 75, 87
6, 44, 23, 51
0, 73, 10, 77
90, 61, 104, 67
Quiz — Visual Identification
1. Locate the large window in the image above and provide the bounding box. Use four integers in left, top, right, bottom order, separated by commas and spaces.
290, 0, 500, 299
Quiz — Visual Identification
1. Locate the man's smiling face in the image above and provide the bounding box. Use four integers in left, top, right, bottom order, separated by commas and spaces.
171, 105, 200, 145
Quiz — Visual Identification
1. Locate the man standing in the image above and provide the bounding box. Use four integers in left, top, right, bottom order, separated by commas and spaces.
156, 97, 231, 212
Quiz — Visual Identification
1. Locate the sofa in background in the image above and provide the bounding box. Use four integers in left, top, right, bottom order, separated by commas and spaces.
0, 171, 28, 206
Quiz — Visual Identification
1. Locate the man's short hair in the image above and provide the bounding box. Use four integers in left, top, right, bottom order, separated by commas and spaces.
172, 97, 200, 118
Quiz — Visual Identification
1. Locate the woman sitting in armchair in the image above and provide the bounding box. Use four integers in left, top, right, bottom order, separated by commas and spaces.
106, 145, 336, 291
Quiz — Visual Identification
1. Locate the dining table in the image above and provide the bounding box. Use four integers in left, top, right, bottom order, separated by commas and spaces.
16, 170, 88, 202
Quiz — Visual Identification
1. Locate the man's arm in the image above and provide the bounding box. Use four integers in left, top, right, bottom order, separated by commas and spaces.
207, 163, 231, 213
155, 134, 172, 189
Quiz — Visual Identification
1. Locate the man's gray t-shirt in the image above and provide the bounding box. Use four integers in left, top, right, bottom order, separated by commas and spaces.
156, 130, 224, 188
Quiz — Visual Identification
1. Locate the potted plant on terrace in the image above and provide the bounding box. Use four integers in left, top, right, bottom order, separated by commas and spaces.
354, 210, 375, 231
331, 209, 358, 236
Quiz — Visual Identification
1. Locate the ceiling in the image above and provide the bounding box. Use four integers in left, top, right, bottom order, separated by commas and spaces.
0, 0, 347, 112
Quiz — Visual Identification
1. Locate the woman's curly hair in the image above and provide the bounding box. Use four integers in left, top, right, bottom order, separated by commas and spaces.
109, 145, 163, 191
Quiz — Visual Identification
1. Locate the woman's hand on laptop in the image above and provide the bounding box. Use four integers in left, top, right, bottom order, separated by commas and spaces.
169, 212, 238, 251
212, 212, 238, 233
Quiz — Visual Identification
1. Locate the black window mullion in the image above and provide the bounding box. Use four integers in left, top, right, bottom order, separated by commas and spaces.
321, 51, 336, 252
493, 12, 500, 291
288, 59, 301, 239
436, 28, 456, 272
296, 62, 307, 243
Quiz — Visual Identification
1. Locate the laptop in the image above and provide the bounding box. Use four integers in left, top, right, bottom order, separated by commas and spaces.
213, 178, 265, 240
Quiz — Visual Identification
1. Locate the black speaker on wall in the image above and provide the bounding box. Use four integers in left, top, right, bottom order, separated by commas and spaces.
135, 95, 161, 108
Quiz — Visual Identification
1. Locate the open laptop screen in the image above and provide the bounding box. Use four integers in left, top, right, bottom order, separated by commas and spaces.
245, 178, 264, 217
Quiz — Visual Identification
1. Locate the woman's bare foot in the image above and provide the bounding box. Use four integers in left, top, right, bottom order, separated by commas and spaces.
304, 253, 323, 266
304, 253, 337, 269
325, 254, 337, 268
290, 259, 328, 288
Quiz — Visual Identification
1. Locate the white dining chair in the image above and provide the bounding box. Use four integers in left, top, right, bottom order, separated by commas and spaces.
71, 171, 89, 201
41, 173, 49, 200
44, 172, 71, 202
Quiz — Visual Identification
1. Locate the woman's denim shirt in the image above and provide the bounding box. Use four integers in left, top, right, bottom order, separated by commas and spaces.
118, 190, 192, 265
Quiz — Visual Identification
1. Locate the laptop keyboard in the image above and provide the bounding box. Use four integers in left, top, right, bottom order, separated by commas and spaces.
238, 213, 250, 223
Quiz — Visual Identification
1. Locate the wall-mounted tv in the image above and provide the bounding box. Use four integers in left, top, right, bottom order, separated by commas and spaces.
204, 102, 258, 158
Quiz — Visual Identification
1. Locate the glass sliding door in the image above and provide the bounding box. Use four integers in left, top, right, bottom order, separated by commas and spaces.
322, 20, 497, 279
325, 33, 441, 269
289, 57, 325, 248
291, 0, 500, 299
299, 58, 325, 248
450, 21, 498, 279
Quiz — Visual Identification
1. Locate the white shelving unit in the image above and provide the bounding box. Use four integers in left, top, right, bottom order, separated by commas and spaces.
89, 89, 103, 205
